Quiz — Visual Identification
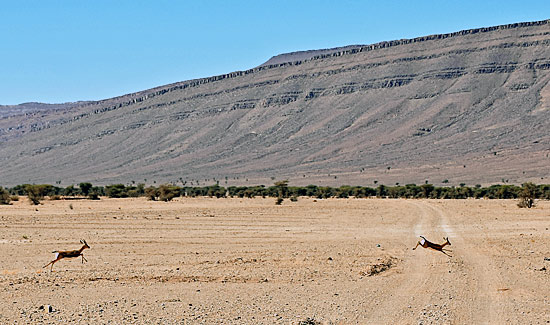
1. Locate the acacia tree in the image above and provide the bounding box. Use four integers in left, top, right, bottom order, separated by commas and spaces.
518, 182, 537, 208
25, 184, 52, 205
274, 180, 288, 205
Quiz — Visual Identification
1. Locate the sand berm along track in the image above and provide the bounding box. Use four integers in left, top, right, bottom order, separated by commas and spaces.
1, 197, 549, 323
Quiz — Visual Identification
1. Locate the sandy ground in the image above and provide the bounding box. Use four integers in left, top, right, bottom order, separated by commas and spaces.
0, 197, 549, 324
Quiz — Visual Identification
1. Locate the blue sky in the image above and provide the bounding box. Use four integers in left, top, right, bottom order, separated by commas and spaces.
1, 0, 549, 105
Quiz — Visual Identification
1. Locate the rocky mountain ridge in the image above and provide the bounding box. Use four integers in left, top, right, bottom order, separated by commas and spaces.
1, 19, 549, 187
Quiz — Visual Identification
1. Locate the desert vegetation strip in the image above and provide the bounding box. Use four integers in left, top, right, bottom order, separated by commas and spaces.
1, 181, 547, 206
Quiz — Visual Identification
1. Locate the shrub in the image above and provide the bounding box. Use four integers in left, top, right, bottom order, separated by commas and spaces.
159, 184, 180, 202
79, 182, 93, 196
420, 184, 434, 198
25, 184, 53, 205
376, 185, 387, 198
105, 184, 128, 198
0, 187, 11, 205
540, 184, 550, 200
10, 185, 28, 196
336, 186, 351, 198
518, 182, 537, 208
206, 185, 226, 198
90, 186, 105, 197
127, 189, 141, 197
145, 186, 159, 200
88, 192, 100, 200
136, 183, 145, 195
316, 186, 333, 199
64, 185, 77, 196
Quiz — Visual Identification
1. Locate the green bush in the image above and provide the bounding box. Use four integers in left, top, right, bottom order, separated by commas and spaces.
64, 185, 77, 196
376, 185, 387, 198
159, 184, 180, 202
145, 186, 159, 200
88, 192, 100, 200
79, 182, 93, 196
89, 186, 104, 199
25, 184, 53, 205
105, 184, 128, 198
0, 187, 11, 205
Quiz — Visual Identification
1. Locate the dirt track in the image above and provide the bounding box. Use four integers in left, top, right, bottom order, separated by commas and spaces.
1, 197, 549, 324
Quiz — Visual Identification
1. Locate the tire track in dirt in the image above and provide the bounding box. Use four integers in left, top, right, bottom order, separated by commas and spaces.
424, 202, 508, 324
402, 201, 455, 324
366, 200, 447, 323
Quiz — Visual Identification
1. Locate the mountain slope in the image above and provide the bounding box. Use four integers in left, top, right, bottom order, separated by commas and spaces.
1, 20, 550, 187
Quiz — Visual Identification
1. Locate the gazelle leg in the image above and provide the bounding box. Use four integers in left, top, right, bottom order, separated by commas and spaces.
44, 258, 60, 271
412, 241, 420, 250
49, 258, 60, 271
81, 255, 88, 263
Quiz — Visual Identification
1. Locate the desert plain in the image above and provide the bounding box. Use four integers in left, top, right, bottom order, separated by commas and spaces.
0, 197, 549, 324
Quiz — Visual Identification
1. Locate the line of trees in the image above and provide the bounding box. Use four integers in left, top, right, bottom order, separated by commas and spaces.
1, 182, 549, 206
